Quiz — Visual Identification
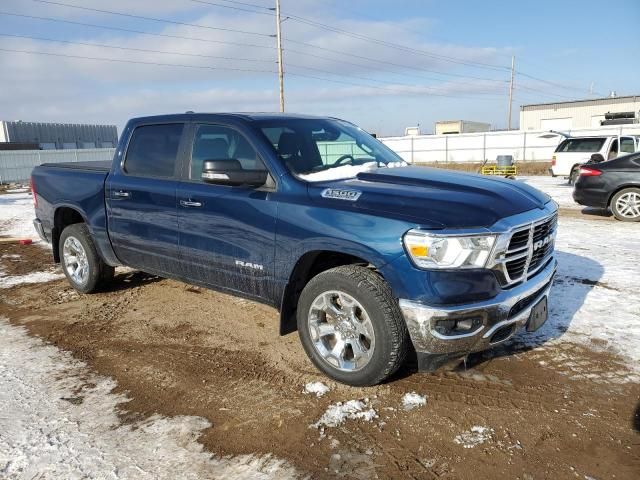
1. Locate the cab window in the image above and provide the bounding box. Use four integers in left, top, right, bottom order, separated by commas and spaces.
124, 124, 184, 178
190, 125, 266, 181
620, 137, 635, 154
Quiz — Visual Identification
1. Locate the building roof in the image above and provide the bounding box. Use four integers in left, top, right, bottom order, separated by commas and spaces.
521, 94, 639, 110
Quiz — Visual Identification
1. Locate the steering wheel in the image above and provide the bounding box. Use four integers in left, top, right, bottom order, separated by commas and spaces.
334, 154, 356, 166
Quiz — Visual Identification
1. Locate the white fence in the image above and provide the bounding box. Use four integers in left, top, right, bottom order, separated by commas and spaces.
379, 125, 640, 164
0, 148, 115, 183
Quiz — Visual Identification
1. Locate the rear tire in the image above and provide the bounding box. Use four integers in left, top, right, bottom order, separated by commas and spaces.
568, 166, 579, 186
610, 188, 640, 222
59, 223, 114, 293
297, 265, 410, 386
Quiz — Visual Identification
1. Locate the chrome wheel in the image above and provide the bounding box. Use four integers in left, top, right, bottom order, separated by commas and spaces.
63, 236, 89, 285
307, 290, 375, 372
615, 191, 640, 219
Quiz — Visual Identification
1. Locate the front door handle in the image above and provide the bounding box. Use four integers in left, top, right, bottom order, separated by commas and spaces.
180, 199, 203, 208
112, 190, 130, 199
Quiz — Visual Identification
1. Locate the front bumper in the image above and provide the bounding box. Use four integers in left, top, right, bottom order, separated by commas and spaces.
399, 258, 556, 356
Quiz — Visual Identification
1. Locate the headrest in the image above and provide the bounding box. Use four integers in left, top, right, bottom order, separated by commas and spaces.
277, 132, 302, 157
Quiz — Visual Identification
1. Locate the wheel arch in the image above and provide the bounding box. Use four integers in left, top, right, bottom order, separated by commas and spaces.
607, 183, 640, 206
52, 205, 88, 263
278, 249, 383, 335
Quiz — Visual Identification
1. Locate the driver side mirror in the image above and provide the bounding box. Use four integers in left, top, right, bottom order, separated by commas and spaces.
201, 159, 267, 187
589, 153, 605, 163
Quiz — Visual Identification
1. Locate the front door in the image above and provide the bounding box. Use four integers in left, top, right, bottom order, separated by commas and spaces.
176, 123, 277, 300
107, 123, 185, 275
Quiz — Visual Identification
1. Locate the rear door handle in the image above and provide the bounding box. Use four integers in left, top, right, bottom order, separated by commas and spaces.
180, 199, 203, 208
112, 190, 130, 199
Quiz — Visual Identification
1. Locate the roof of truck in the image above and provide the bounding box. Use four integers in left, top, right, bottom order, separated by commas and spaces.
128, 112, 341, 124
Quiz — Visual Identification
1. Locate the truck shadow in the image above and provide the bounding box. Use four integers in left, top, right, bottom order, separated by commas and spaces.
395, 250, 605, 378
634, 402, 640, 433
103, 270, 163, 292
465, 250, 605, 368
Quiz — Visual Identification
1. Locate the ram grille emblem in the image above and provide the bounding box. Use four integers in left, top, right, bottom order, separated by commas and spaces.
532, 234, 553, 251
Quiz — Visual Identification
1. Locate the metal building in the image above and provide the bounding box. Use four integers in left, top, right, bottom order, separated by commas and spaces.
0, 121, 118, 149
520, 94, 640, 131
435, 120, 491, 135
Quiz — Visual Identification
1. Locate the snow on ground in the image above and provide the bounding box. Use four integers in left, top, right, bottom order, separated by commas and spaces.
0, 270, 64, 289
0, 192, 40, 240
519, 176, 579, 210
303, 381, 330, 398
513, 175, 640, 377
401, 392, 427, 411
0, 319, 298, 480
453, 426, 495, 449
311, 399, 378, 429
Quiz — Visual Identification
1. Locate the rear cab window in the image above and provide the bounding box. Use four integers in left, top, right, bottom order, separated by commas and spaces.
555, 137, 606, 153
124, 123, 185, 178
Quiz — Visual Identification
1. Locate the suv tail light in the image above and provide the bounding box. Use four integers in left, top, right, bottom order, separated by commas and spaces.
551, 155, 556, 166
579, 167, 601, 177
30, 176, 37, 208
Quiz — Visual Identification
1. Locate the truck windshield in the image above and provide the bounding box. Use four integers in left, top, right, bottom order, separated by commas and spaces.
555, 138, 606, 153
256, 118, 406, 181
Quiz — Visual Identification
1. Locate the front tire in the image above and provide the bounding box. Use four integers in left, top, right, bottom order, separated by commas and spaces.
59, 223, 114, 293
297, 265, 410, 386
610, 188, 640, 222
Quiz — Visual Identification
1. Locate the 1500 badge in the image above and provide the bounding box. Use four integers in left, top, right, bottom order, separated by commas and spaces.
321, 188, 362, 201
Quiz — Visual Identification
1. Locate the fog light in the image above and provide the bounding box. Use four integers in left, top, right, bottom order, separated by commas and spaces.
456, 318, 475, 331
435, 317, 483, 336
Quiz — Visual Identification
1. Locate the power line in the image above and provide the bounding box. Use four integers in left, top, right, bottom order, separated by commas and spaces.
188, 0, 274, 16
0, 47, 506, 100
31, 0, 274, 37
204, 0, 602, 100
0, 47, 279, 73
0, 10, 510, 85
283, 40, 509, 83
283, 47, 508, 88
0, 33, 276, 64
193, 0, 510, 72
0, 36, 505, 97
0, 12, 275, 50
515, 69, 607, 97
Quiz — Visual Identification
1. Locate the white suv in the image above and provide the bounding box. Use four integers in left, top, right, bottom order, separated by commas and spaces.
551, 135, 639, 184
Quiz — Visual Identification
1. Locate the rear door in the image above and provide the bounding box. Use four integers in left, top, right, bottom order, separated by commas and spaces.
176, 123, 277, 300
107, 123, 186, 275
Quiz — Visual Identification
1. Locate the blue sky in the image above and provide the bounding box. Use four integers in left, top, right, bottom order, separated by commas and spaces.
0, 0, 638, 135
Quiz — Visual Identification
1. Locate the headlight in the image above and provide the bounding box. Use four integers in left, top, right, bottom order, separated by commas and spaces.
403, 230, 496, 269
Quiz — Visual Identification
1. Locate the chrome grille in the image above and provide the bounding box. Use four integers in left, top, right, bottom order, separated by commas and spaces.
496, 213, 557, 287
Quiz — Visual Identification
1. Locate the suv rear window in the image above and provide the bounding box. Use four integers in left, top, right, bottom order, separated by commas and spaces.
555, 138, 606, 153
125, 123, 184, 178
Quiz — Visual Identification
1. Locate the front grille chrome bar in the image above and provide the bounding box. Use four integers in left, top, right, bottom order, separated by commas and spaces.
491, 213, 557, 288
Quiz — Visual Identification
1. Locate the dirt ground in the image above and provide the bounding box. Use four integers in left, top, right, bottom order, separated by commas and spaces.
1, 232, 639, 479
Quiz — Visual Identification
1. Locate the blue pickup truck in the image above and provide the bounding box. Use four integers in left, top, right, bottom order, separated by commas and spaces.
31, 113, 558, 386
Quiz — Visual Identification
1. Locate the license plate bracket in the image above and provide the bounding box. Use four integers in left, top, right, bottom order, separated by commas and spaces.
527, 296, 548, 332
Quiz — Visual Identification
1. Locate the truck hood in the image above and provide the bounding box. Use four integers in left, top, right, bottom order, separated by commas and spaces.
307, 166, 551, 229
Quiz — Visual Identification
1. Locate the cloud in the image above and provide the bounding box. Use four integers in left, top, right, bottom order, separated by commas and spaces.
0, 0, 513, 133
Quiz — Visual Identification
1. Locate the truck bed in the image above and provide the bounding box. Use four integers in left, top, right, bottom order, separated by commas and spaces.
40, 161, 112, 172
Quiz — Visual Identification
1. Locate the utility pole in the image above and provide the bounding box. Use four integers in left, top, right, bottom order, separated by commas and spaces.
507, 55, 515, 130
275, 0, 285, 112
